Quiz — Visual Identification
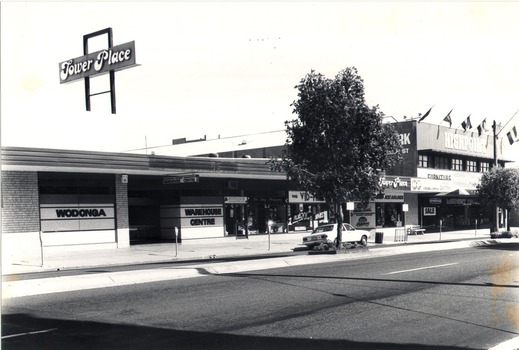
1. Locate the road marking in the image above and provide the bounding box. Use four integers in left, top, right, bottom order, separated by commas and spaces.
382, 263, 459, 275
2, 328, 57, 339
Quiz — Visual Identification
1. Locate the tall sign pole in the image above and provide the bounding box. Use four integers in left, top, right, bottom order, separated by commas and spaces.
59, 28, 138, 114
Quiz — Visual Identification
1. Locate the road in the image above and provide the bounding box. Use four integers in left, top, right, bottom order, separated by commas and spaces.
2, 242, 519, 349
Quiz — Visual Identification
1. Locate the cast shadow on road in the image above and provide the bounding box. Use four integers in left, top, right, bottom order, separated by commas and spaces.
472, 241, 519, 251
2, 313, 471, 350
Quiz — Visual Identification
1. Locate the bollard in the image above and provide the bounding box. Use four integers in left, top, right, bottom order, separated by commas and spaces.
175, 227, 178, 257
39, 231, 44, 267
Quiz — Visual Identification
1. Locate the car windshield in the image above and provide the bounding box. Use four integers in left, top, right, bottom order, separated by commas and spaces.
314, 225, 334, 233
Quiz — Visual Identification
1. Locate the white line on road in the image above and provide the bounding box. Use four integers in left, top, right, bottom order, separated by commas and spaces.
2, 328, 58, 339
382, 263, 459, 275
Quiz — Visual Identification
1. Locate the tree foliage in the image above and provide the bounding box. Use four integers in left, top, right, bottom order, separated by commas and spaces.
477, 167, 519, 212
271, 67, 402, 245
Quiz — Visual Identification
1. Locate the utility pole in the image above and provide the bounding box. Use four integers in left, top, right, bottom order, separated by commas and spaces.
492, 120, 499, 232
493, 120, 498, 166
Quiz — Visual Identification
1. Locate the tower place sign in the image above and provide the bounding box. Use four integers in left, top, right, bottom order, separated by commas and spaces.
59, 41, 136, 83
59, 28, 138, 114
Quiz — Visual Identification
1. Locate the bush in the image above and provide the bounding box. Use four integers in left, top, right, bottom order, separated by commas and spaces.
490, 231, 519, 239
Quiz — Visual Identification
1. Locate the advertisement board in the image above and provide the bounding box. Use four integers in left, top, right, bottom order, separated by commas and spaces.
59, 41, 137, 83
351, 202, 376, 229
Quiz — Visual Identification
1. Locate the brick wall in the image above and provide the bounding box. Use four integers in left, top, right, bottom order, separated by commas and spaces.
115, 177, 128, 229
1, 171, 40, 233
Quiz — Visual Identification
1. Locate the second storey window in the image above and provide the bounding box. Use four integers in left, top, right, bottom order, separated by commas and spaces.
418, 155, 429, 168
435, 156, 450, 169
452, 158, 463, 171
480, 162, 490, 172
467, 160, 477, 172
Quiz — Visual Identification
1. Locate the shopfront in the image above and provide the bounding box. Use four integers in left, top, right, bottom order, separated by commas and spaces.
287, 191, 328, 231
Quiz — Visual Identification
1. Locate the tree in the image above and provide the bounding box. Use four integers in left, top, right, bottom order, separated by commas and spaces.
477, 167, 519, 231
271, 67, 402, 247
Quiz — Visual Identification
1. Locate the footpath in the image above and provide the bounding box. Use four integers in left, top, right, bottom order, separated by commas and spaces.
3, 228, 519, 350
2, 229, 495, 276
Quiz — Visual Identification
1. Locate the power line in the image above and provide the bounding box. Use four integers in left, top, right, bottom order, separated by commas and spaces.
122, 129, 285, 153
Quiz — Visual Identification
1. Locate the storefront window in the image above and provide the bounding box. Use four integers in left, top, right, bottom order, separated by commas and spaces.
375, 203, 403, 227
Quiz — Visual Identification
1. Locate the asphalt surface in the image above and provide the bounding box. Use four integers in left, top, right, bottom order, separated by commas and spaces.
2, 244, 519, 350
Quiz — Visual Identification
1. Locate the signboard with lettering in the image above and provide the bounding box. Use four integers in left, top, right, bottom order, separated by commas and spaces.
416, 123, 493, 158
351, 202, 376, 229
224, 196, 248, 204
160, 203, 224, 239
386, 121, 417, 177
163, 175, 200, 184
40, 204, 115, 232
416, 169, 482, 190
288, 191, 325, 203
424, 207, 436, 216
59, 41, 137, 84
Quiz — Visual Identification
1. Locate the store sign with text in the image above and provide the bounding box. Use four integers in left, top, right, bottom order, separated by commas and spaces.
379, 176, 411, 191
351, 202, 376, 229
224, 196, 248, 204
288, 191, 325, 203
181, 206, 223, 228
423, 207, 437, 216
59, 41, 137, 84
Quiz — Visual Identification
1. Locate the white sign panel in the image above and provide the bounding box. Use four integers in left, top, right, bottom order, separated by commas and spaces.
351, 202, 376, 229
288, 191, 325, 203
424, 207, 437, 216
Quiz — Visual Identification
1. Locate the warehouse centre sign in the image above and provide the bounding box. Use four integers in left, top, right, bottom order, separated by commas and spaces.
59, 41, 136, 83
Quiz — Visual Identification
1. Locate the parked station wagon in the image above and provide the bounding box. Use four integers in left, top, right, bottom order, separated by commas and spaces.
302, 223, 371, 247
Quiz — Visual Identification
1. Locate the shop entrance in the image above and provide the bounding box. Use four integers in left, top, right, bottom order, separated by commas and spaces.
225, 204, 247, 236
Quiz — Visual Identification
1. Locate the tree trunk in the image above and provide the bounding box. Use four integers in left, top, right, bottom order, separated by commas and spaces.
336, 201, 343, 248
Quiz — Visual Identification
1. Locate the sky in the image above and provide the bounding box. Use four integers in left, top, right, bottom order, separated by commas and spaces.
1, 1, 519, 161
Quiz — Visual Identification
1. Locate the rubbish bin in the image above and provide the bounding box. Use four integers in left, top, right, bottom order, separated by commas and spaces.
375, 231, 384, 244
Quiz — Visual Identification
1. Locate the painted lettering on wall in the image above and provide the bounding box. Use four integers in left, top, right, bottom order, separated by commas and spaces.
55, 208, 107, 218
184, 208, 222, 216
444, 132, 486, 154
399, 133, 411, 145
190, 218, 216, 226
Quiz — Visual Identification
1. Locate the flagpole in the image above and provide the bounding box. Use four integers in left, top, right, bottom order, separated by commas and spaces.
493, 120, 498, 166
497, 109, 519, 135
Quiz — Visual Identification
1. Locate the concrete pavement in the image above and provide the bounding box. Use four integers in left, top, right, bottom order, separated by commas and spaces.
2, 228, 495, 276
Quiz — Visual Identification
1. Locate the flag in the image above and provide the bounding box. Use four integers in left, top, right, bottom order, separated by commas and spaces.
507, 126, 518, 145
442, 109, 453, 128
476, 118, 488, 136
418, 106, 433, 122
461, 115, 472, 131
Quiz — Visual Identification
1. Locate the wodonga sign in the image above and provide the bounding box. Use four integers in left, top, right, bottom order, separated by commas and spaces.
59, 41, 136, 83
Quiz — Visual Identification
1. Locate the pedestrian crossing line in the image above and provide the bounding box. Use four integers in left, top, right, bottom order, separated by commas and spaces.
382, 262, 459, 275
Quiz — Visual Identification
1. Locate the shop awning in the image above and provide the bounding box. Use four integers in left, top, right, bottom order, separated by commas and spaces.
435, 188, 473, 196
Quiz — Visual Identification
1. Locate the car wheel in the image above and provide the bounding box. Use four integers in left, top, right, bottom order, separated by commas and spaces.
359, 235, 368, 246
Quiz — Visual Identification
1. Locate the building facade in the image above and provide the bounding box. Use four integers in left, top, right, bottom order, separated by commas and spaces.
1, 120, 514, 257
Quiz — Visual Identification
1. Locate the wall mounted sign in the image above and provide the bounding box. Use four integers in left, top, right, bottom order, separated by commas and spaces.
288, 191, 325, 203
163, 175, 199, 184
